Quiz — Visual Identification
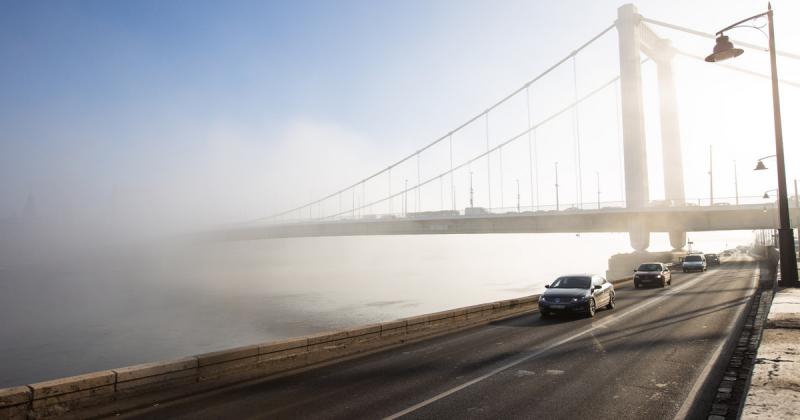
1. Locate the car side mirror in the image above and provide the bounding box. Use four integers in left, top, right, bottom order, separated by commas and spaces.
545, 285, 550, 288
593, 285, 601, 290
633, 269, 637, 272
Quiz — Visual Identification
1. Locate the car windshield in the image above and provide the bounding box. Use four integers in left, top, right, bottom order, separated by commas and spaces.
550, 276, 591, 289
685, 255, 702, 262
637, 264, 661, 271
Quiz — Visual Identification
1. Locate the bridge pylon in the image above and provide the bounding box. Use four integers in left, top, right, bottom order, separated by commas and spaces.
617, 4, 687, 251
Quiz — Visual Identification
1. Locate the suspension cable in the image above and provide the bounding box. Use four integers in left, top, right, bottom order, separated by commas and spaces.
252, 23, 617, 222
322, 74, 622, 220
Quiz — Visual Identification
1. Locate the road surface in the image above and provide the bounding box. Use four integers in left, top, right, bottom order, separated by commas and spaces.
121, 257, 758, 420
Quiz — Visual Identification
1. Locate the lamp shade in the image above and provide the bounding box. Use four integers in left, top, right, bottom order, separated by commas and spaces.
754, 160, 768, 170
763, 192, 771, 199
705, 35, 744, 62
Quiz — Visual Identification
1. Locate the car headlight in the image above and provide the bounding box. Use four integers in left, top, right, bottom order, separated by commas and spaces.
570, 297, 579, 302
539, 296, 547, 303
656, 274, 663, 278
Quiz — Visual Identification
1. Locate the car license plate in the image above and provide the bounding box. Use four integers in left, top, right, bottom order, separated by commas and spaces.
550, 304, 565, 309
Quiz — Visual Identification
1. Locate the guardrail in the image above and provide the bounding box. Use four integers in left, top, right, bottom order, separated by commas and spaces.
0, 278, 631, 419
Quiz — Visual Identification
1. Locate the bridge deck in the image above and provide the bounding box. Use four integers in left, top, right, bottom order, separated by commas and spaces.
220, 205, 795, 240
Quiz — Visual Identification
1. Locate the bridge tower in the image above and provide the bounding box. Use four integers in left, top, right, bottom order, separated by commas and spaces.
617, 4, 687, 251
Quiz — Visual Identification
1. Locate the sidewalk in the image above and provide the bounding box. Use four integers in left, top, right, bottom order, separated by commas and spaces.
741, 285, 800, 419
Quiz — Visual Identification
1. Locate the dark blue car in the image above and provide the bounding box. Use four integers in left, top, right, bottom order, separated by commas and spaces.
538, 275, 615, 318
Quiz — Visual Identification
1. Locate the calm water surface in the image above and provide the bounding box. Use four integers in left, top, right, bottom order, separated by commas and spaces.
1, 232, 669, 387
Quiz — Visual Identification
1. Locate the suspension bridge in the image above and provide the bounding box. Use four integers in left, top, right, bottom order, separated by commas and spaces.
224, 4, 800, 251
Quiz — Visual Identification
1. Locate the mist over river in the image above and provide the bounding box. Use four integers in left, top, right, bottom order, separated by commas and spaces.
0, 232, 747, 387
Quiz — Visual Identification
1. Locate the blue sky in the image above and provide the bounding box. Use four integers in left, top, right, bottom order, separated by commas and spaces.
1, 0, 798, 235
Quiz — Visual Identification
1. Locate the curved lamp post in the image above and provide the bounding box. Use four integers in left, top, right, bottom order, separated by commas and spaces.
706, 3, 798, 286
754, 154, 776, 171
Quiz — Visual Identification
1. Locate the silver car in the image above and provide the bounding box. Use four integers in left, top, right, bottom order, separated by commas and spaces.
682, 254, 707, 272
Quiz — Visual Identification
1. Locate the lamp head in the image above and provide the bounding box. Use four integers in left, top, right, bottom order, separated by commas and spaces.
763, 192, 771, 199
754, 160, 768, 171
705, 35, 744, 62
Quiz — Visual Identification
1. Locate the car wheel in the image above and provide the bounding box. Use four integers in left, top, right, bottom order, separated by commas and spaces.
606, 293, 615, 309
661, 279, 666, 288
587, 299, 596, 317
683, 269, 687, 273
634, 282, 639, 289
540, 311, 550, 319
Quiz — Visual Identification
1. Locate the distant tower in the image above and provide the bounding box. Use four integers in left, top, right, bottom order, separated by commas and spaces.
24, 192, 37, 218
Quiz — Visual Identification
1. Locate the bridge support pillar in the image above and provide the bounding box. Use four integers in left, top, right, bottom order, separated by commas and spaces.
655, 40, 687, 251
617, 4, 650, 252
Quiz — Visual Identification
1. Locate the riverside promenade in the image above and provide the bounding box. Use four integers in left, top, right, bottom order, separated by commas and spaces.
742, 283, 800, 419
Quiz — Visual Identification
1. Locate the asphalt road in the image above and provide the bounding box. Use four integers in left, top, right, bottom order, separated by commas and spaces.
121, 257, 758, 420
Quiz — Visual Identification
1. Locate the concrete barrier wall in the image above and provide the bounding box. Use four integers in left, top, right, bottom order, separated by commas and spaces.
0, 279, 628, 419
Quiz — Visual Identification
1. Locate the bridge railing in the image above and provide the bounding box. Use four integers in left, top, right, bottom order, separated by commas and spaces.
255, 195, 784, 226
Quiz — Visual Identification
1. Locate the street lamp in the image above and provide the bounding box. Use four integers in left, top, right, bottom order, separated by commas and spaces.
763, 189, 778, 199
753, 154, 776, 171
706, 4, 798, 286
469, 172, 474, 208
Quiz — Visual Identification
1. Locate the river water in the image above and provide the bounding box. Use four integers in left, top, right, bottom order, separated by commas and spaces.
0, 231, 746, 387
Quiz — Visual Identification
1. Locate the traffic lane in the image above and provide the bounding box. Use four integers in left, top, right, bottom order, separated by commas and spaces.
120, 293, 633, 420
119, 262, 756, 420
401, 262, 758, 420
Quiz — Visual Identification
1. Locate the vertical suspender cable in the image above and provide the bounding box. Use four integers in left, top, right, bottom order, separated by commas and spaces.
572, 54, 583, 208
417, 153, 421, 212
440, 176, 444, 210
388, 168, 392, 215
449, 134, 455, 211
486, 112, 492, 210
526, 87, 536, 210
499, 146, 504, 209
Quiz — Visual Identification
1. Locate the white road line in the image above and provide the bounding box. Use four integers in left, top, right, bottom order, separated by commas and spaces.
383, 264, 752, 420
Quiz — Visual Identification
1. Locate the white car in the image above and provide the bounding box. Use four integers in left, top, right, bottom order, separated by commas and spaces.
682, 254, 707, 273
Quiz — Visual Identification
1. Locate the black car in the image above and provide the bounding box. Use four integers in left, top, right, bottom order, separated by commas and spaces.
706, 254, 720, 266
633, 262, 672, 288
538, 275, 615, 318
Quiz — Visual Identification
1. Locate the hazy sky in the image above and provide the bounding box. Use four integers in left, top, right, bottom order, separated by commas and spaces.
1, 0, 798, 231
